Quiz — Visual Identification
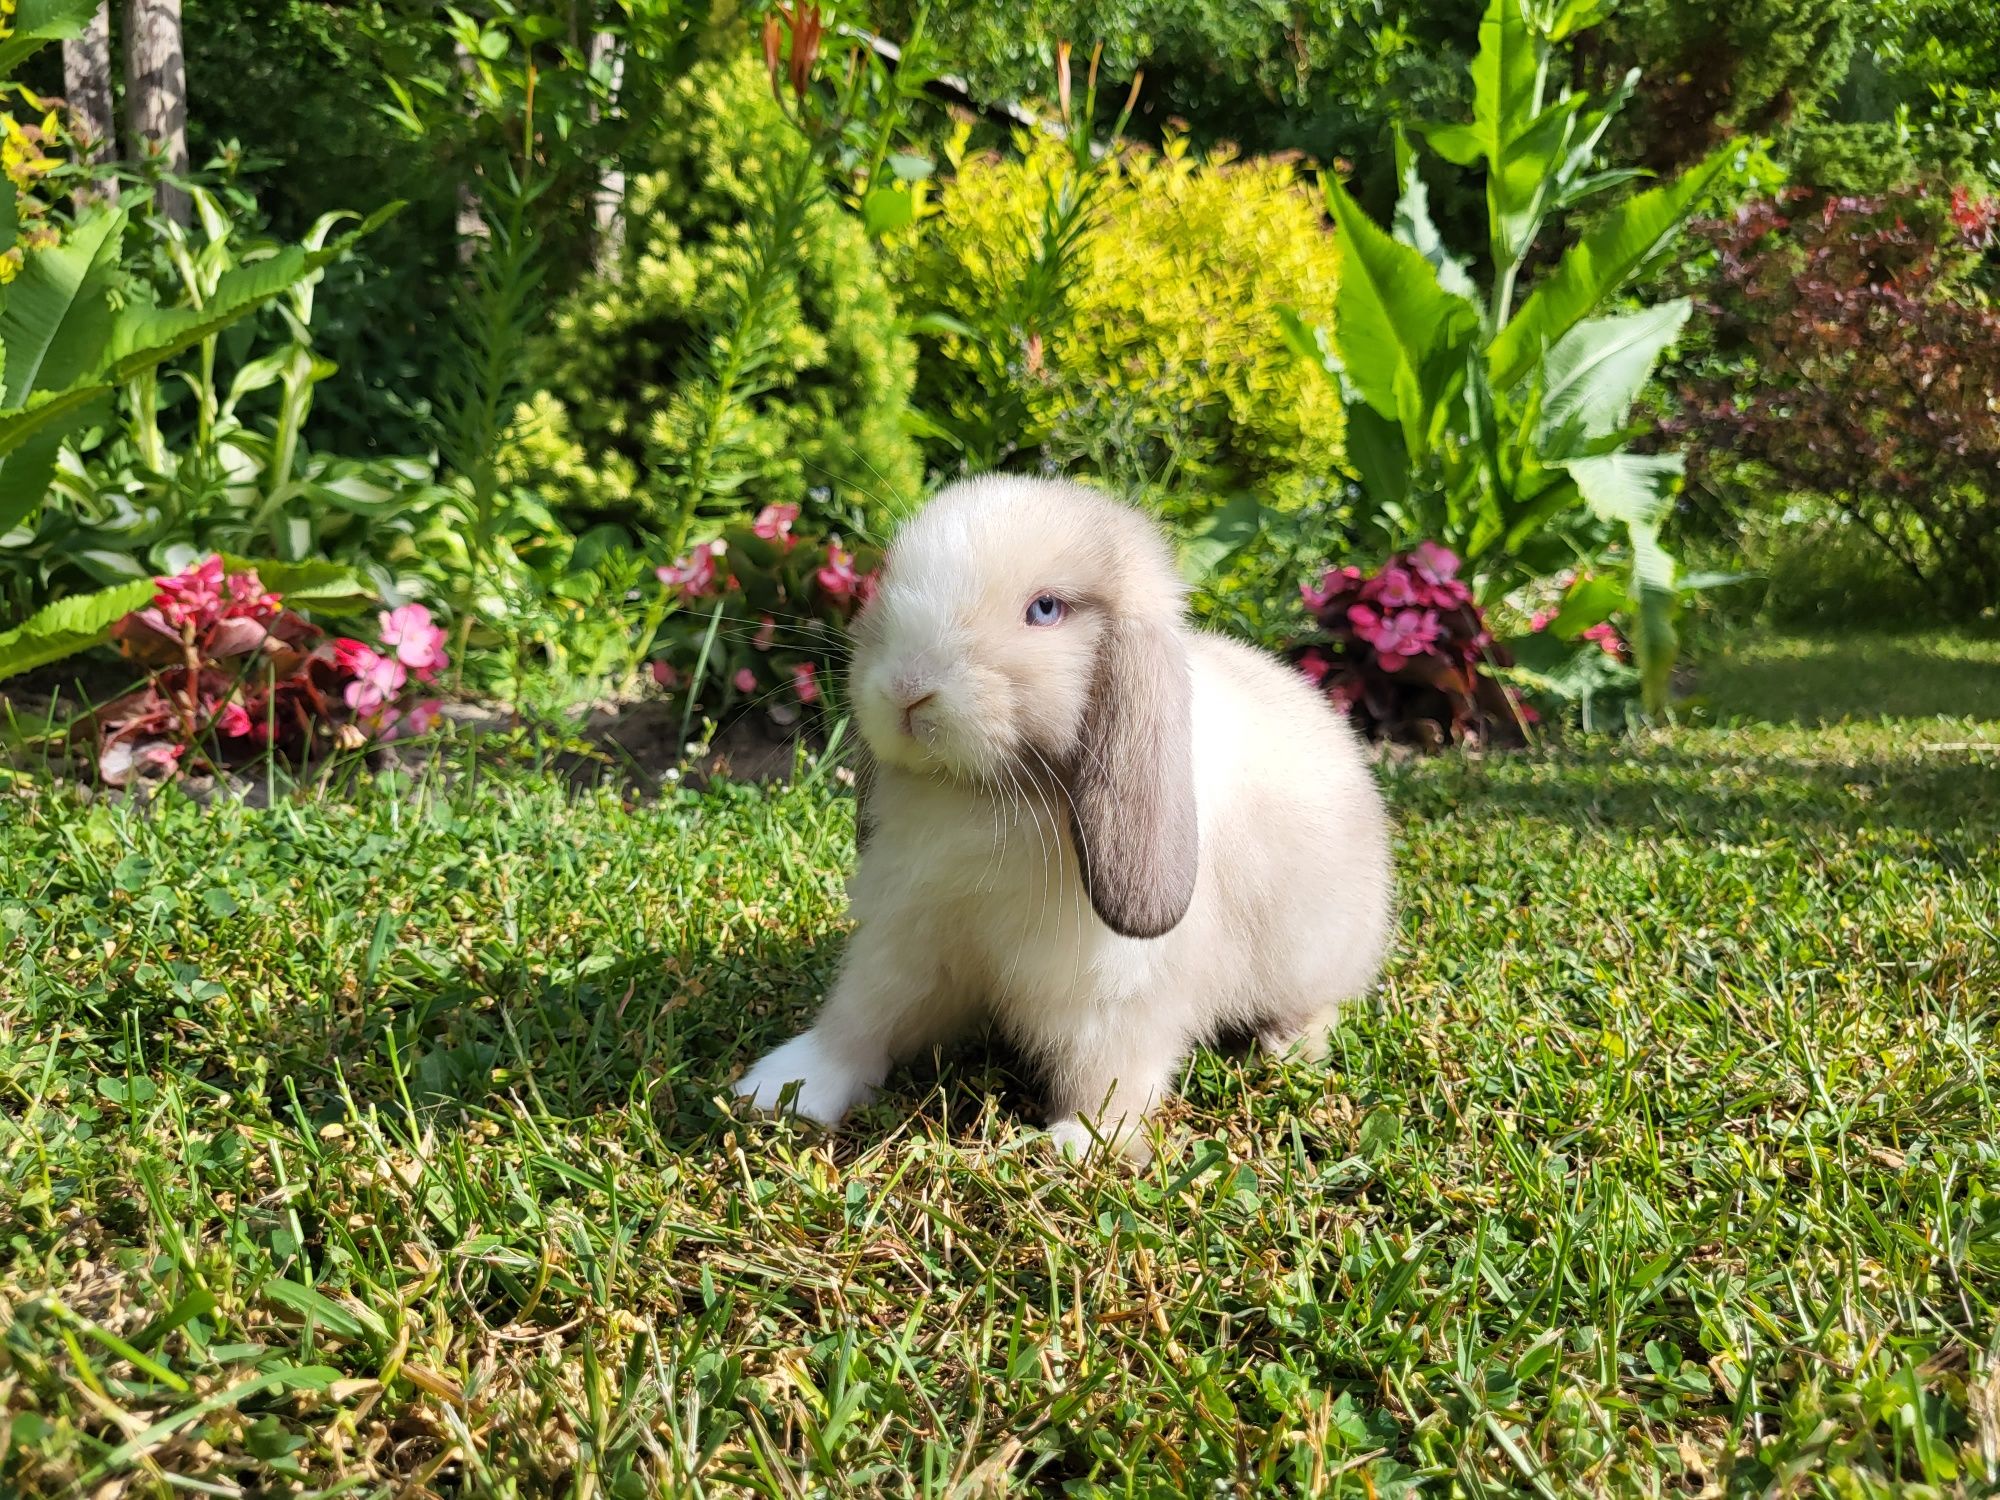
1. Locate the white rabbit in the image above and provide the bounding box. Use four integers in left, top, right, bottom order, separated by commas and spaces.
734, 476, 1394, 1159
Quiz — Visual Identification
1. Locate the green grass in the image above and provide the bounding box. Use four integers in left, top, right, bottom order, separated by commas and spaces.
3, 632, 1998, 1497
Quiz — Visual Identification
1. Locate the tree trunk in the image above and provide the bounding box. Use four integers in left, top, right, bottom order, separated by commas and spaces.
62, 3, 116, 206
452, 36, 488, 262
588, 28, 626, 273
123, 0, 190, 227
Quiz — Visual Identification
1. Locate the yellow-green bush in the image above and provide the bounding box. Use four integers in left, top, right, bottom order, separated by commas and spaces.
511, 55, 921, 536
898, 135, 1346, 518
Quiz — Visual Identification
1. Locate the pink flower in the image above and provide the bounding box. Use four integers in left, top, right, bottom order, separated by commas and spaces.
223, 569, 281, 620
1528, 608, 1556, 633
658, 540, 725, 598
1362, 564, 1422, 609
651, 660, 681, 690
136, 742, 186, 774
378, 603, 449, 678
855, 570, 879, 606
1296, 648, 1333, 686
1326, 676, 1364, 713
335, 639, 408, 716
792, 661, 821, 703
1348, 604, 1442, 673
752, 614, 777, 650
752, 503, 801, 546
217, 700, 253, 738
1581, 621, 1625, 660
733, 667, 758, 693
1301, 566, 1364, 615
153, 556, 226, 630
1409, 542, 1460, 584
816, 540, 861, 601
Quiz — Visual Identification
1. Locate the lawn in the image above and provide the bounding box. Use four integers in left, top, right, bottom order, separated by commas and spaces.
3, 631, 1998, 1497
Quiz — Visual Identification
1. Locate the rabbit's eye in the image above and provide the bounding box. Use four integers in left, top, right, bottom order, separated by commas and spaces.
1024, 594, 1067, 627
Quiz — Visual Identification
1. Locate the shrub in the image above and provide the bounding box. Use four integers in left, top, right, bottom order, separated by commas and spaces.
1287, 542, 1524, 748
1284, 0, 1730, 714
84, 558, 444, 785
1670, 185, 2000, 616
516, 54, 921, 540
898, 132, 1347, 521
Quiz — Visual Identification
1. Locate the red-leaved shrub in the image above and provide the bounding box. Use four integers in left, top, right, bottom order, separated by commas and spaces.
90, 557, 446, 784
1288, 544, 1525, 747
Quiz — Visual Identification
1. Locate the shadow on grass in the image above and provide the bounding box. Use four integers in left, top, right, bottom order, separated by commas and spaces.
1393, 737, 2000, 867
1693, 630, 2000, 726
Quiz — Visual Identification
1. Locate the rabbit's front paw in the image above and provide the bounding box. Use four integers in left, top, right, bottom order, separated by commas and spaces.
733, 1031, 875, 1125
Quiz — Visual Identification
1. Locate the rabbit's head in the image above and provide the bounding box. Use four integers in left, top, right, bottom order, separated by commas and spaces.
849, 476, 1198, 937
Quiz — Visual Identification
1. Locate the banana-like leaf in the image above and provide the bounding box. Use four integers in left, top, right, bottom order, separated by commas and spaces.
0, 0, 103, 76
1321, 174, 1480, 439
1563, 450, 1682, 713
1489, 149, 1730, 392
1391, 126, 1477, 301
0, 209, 123, 408
1536, 299, 1691, 456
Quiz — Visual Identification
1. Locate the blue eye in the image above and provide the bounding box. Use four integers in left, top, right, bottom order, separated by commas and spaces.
1025, 594, 1067, 627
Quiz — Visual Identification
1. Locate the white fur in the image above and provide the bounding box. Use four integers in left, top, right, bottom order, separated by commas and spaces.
734, 477, 1395, 1160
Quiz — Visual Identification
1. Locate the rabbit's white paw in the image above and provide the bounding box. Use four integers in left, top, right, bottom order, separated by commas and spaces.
733, 1031, 874, 1125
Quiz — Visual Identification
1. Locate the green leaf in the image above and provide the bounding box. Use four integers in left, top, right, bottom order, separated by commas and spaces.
1391, 126, 1476, 301
1179, 493, 1266, 583
861, 184, 916, 237
1546, 571, 1626, 638
260, 1279, 387, 1343
226, 555, 374, 614
0, 209, 123, 408
1536, 299, 1691, 454
0, 181, 17, 262
1489, 149, 1730, 392
1321, 173, 1479, 438
1468, 0, 1543, 171
0, 0, 105, 75
1346, 403, 1411, 512
0, 579, 153, 681
1563, 451, 1682, 713
104, 202, 404, 381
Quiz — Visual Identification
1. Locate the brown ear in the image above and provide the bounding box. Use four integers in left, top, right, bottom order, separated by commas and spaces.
1066, 617, 1198, 939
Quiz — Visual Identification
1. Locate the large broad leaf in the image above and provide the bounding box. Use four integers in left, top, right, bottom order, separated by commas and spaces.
1467, 0, 1543, 170
0, 210, 124, 530
1536, 299, 1691, 455
1346, 403, 1411, 513
1321, 173, 1479, 440
0, 0, 103, 75
1563, 451, 1682, 713
1178, 493, 1267, 584
0, 580, 153, 682
0, 209, 123, 408
1489, 149, 1731, 392
1391, 126, 1476, 301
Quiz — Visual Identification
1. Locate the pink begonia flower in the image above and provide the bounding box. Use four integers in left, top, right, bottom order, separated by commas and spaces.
752, 614, 777, 650
752, 503, 801, 546
1348, 604, 1442, 673
651, 660, 681, 690
658, 540, 726, 597
217, 700, 254, 739
1301, 566, 1364, 615
1362, 563, 1422, 609
792, 662, 821, 703
1528, 608, 1557, 633
816, 540, 861, 601
734, 667, 758, 693
153, 556, 226, 629
1581, 621, 1625, 660
855, 569, 879, 606
1326, 676, 1364, 712
223, 569, 281, 620
335, 639, 408, 716
1409, 542, 1460, 586
378, 603, 449, 677
1296, 648, 1333, 686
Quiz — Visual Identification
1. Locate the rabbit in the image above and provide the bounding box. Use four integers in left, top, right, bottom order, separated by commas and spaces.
733, 475, 1394, 1160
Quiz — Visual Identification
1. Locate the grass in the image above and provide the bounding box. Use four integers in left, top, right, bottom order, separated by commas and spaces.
3, 629, 1998, 1497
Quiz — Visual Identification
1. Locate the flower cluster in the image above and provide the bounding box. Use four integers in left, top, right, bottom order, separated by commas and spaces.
92, 557, 447, 785
1289, 544, 1523, 748
647, 513, 879, 721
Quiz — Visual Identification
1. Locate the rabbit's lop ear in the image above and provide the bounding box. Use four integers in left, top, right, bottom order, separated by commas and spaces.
1067, 616, 1198, 939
